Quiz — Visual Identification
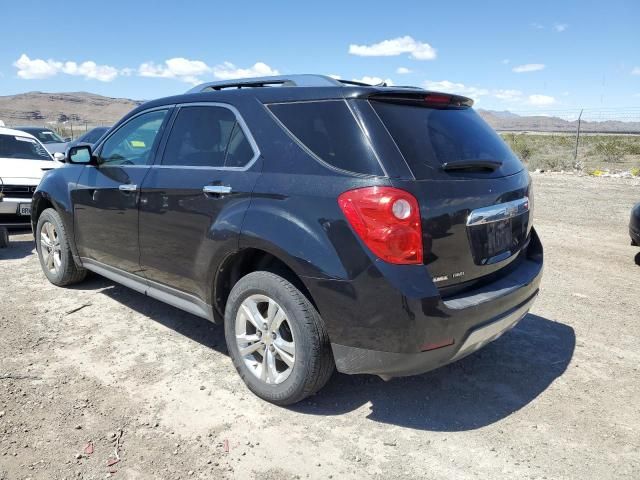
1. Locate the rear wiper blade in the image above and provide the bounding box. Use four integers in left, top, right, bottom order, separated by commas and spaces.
441, 159, 503, 172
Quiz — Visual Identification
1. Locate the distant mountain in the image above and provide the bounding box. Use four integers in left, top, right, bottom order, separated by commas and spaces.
1, 91, 638, 134
478, 109, 640, 134
0, 91, 142, 127
479, 109, 521, 119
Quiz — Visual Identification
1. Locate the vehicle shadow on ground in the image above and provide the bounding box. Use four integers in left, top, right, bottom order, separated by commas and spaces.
0, 238, 35, 260
87, 278, 228, 355
635, 252, 640, 266
293, 313, 575, 431
89, 277, 574, 432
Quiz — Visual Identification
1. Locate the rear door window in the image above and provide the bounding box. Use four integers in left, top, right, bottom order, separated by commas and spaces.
162, 105, 255, 168
371, 101, 523, 179
268, 100, 383, 176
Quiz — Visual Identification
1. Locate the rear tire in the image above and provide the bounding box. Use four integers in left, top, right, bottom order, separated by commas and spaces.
36, 208, 87, 286
224, 271, 334, 405
0, 227, 8, 248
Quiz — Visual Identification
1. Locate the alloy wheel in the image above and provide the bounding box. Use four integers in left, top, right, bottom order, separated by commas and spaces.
235, 294, 296, 384
40, 221, 62, 274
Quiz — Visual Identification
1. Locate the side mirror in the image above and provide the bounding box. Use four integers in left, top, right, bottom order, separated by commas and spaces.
53, 152, 66, 162
67, 145, 95, 165
64, 137, 72, 142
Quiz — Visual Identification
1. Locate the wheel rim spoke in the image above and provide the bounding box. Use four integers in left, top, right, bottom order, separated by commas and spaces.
239, 339, 262, 357
46, 251, 54, 270
235, 294, 295, 385
274, 344, 295, 367
265, 348, 277, 383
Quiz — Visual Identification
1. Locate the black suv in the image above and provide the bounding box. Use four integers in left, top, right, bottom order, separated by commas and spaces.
32, 75, 543, 405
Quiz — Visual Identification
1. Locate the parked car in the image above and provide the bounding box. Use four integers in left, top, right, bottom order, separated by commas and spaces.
0, 127, 60, 228
31, 75, 543, 405
14, 126, 69, 154
66, 126, 111, 150
630, 203, 640, 246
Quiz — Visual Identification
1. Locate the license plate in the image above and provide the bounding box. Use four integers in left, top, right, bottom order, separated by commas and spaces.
486, 219, 513, 256
18, 203, 31, 216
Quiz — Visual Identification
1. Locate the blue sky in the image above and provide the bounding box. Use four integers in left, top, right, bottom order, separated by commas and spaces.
1, 0, 638, 114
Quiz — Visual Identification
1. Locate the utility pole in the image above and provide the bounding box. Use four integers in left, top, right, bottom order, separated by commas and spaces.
574, 109, 583, 168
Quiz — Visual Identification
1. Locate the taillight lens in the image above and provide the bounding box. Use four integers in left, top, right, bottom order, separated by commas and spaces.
338, 186, 423, 264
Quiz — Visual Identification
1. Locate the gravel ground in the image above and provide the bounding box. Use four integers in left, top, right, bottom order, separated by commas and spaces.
1, 173, 639, 480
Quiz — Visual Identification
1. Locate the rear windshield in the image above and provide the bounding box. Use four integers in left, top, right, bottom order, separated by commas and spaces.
372, 101, 522, 178
268, 100, 383, 176
0, 134, 51, 161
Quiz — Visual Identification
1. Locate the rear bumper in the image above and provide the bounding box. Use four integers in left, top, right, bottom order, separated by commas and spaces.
306, 228, 543, 377
332, 293, 535, 376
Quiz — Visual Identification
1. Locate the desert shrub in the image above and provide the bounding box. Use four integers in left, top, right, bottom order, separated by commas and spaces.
528, 155, 574, 171
631, 167, 640, 177
503, 133, 535, 161
594, 139, 626, 163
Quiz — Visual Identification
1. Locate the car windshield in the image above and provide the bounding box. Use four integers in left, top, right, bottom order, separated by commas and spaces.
0, 134, 52, 161
22, 129, 65, 144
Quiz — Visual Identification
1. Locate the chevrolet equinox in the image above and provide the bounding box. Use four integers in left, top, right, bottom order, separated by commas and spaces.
32, 75, 543, 405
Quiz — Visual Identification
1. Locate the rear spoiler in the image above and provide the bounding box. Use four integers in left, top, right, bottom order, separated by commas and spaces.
366, 90, 474, 108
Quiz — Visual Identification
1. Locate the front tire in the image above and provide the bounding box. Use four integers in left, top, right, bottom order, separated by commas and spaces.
224, 271, 334, 405
36, 208, 87, 286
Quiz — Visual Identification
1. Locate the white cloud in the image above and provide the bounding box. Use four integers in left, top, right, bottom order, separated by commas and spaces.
212, 61, 279, 80
512, 63, 545, 73
493, 89, 523, 100
423, 80, 488, 98
353, 76, 394, 86
553, 23, 568, 32
138, 57, 212, 85
396, 67, 412, 74
137, 59, 279, 85
61, 61, 119, 82
349, 36, 436, 60
501, 59, 510, 65
531, 22, 545, 29
632, 67, 640, 75
528, 94, 556, 105
14, 54, 61, 79
14, 54, 121, 82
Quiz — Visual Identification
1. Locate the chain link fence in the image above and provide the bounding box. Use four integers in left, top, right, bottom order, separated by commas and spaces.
485, 108, 640, 174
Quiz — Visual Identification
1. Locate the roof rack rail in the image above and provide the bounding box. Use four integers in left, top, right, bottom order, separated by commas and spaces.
186, 74, 344, 93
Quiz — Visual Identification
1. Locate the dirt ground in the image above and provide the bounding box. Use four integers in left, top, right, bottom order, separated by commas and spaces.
1, 173, 639, 480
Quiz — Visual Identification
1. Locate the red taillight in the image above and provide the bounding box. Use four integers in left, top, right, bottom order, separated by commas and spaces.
338, 186, 423, 264
424, 94, 451, 105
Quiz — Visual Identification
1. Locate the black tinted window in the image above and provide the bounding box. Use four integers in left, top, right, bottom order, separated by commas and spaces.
268, 100, 383, 176
372, 102, 522, 178
224, 123, 254, 167
163, 106, 237, 167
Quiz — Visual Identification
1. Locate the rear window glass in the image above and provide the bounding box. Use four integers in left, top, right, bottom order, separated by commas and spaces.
268, 100, 383, 176
0, 134, 51, 161
372, 101, 522, 178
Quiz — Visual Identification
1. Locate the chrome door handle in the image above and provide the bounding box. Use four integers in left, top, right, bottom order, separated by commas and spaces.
119, 184, 138, 192
203, 185, 232, 195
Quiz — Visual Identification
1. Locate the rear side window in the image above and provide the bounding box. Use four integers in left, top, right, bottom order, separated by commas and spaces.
268, 100, 383, 176
162, 106, 255, 168
372, 102, 522, 178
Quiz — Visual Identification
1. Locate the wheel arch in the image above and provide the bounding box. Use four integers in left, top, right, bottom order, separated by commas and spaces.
212, 247, 318, 321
